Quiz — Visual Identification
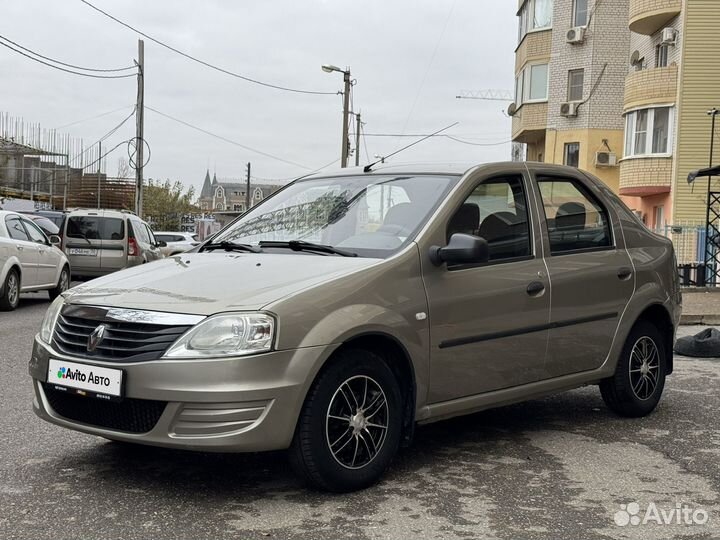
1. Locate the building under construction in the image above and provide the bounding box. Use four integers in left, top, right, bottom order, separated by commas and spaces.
0, 112, 136, 211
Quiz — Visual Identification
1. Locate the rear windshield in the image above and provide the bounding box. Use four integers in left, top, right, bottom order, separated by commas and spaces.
67, 216, 125, 240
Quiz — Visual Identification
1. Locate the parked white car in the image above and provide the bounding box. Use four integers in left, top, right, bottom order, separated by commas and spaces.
0, 210, 70, 311
153, 231, 199, 256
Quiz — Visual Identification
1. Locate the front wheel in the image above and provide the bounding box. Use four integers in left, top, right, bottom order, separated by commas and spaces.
600, 320, 667, 417
289, 349, 403, 492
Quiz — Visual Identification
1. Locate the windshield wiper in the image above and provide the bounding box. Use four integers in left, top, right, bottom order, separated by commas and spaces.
259, 240, 357, 257
200, 240, 262, 253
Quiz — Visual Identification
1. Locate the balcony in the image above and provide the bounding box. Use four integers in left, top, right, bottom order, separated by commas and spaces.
619, 156, 673, 197
629, 0, 682, 35
511, 102, 547, 143
515, 29, 551, 73
624, 65, 678, 111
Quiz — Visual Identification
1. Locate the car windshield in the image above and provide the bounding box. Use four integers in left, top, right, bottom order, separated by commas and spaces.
211, 174, 459, 258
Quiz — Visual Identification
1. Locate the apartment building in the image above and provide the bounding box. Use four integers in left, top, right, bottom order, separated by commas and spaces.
620, 0, 720, 230
512, 0, 630, 192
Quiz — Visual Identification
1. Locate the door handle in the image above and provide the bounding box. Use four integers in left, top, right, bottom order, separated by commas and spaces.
16, 245, 23, 251
526, 281, 545, 296
617, 267, 632, 280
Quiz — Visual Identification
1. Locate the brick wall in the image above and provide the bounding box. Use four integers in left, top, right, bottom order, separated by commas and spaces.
619, 156, 673, 191
624, 64, 678, 109
512, 102, 548, 140
515, 29, 552, 73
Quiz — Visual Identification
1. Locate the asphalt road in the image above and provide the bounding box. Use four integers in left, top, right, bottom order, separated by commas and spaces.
1, 293, 719, 540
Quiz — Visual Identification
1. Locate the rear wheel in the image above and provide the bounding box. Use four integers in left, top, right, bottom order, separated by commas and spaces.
48, 266, 69, 300
600, 320, 666, 417
289, 349, 402, 492
0, 269, 20, 311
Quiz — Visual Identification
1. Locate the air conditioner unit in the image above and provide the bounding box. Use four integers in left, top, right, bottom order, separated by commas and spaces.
595, 151, 617, 167
560, 102, 579, 117
661, 27, 677, 45
566, 27, 586, 44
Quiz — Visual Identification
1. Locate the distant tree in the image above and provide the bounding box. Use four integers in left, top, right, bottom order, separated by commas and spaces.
142, 179, 198, 230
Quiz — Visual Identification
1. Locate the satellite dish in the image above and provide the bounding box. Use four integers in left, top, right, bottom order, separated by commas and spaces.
507, 102, 517, 117
630, 50, 643, 66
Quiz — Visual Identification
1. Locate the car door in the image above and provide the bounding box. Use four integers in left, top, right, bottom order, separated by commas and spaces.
99, 216, 127, 274
422, 170, 551, 403
530, 168, 634, 377
21, 217, 57, 286
4, 215, 39, 287
64, 214, 102, 275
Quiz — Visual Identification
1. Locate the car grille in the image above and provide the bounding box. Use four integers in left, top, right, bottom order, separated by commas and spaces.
52, 306, 191, 363
42, 383, 166, 434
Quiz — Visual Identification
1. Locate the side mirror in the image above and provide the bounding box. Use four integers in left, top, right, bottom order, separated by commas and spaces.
49, 234, 61, 247
155, 240, 167, 248
429, 233, 489, 266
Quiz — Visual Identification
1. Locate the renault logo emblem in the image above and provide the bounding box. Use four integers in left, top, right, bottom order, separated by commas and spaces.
87, 324, 107, 352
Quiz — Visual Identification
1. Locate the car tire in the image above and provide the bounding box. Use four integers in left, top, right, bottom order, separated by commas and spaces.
0, 269, 20, 311
48, 266, 70, 301
600, 320, 667, 417
289, 348, 403, 492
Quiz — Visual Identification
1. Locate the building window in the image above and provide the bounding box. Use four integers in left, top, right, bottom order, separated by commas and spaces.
215, 187, 224, 198
655, 44, 669, 68
518, 0, 553, 42
653, 206, 665, 231
253, 188, 263, 200
215, 202, 223, 210
567, 69, 584, 102
515, 72, 524, 105
624, 107, 673, 157
573, 0, 588, 27
526, 64, 549, 101
564, 142, 580, 168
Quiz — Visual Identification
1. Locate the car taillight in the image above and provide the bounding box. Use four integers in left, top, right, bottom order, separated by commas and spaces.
128, 236, 139, 256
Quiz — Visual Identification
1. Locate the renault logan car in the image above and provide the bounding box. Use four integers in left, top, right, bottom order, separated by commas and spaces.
29, 162, 680, 492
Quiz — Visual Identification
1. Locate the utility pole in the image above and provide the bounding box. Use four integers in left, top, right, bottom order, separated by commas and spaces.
245, 162, 251, 211
135, 39, 145, 216
341, 69, 351, 168
355, 112, 361, 167
97, 140, 102, 209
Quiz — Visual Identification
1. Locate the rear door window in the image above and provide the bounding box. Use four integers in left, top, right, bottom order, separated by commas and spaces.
5, 216, 30, 241
67, 217, 125, 241
537, 178, 612, 254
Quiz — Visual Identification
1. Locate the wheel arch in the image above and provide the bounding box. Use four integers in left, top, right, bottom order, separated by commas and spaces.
634, 303, 675, 374
326, 332, 417, 447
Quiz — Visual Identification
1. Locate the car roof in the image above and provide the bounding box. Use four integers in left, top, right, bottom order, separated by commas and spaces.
65, 208, 136, 218
0, 210, 27, 219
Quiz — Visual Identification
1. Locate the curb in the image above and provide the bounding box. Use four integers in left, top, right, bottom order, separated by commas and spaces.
680, 314, 720, 325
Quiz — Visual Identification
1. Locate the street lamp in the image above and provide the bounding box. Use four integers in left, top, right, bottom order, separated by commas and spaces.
322, 64, 352, 168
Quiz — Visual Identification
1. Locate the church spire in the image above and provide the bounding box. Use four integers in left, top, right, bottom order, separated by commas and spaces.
200, 169, 213, 199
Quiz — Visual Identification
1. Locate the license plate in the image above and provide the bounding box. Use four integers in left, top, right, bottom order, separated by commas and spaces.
47, 359, 123, 400
68, 248, 98, 256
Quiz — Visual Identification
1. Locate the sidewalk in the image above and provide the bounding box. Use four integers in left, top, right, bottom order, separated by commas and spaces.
681, 288, 720, 325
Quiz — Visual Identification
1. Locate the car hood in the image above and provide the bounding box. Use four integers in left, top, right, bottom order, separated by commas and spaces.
64, 252, 380, 315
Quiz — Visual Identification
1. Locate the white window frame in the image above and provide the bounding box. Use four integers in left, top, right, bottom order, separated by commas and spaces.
572, 0, 588, 28
215, 187, 224, 198
518, 0, 553, 43
623, 106, 674, 159
567, 69, 584, 102
523, 62, 549, 103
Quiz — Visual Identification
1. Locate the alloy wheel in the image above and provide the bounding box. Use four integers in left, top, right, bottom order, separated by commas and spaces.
60, 269, 69, 292
325, 375, 389, 470
7, 273, 19, 307
629, 336, 660, 401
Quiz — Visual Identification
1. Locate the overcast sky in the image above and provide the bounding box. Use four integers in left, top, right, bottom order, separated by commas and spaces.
1, 0, 516, 195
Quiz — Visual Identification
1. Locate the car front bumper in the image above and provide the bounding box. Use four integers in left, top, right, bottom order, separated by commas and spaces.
29, 335, 334, 452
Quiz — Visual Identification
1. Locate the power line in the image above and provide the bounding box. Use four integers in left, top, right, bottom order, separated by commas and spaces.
0, 34, 135, 73
82, 139, 131, 171
53, 104, 135, 130
145, 106, 313, 170
361, 132, 511, 146
0, 40, 135, 79
70, 107, 136, 164
80, 0, 337, 96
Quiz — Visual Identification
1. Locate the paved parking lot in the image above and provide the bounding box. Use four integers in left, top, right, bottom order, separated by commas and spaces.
1, 294, 719, 539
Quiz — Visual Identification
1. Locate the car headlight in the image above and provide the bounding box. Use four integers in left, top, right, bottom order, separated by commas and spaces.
39, 296, 64, 344
163, 312, 275, 358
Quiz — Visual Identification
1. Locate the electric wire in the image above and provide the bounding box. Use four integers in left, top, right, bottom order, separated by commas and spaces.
80, 0, 337, 96
0, 34, 135, 72
81, 138, 131, 171
145, 106, 313, 170
70, 107, 136, 165
0, 40, 135, 79
53, 105, 135, 130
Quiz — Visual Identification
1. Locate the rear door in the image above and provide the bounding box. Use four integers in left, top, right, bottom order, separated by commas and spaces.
99, 215, 127, 273
531, 169, 634, 377
21, 217, 58, 286
5, 215, 39, 287
65, 215, 102, 274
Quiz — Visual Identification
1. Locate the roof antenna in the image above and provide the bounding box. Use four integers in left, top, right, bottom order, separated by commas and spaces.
363, 122, 459, 173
